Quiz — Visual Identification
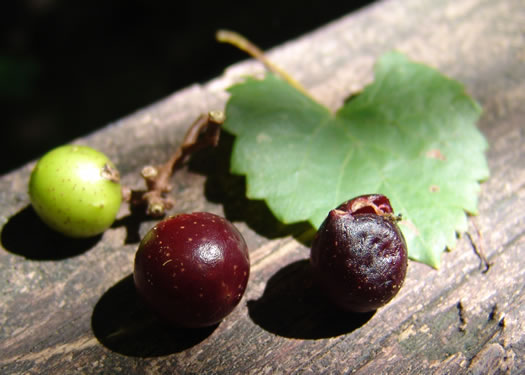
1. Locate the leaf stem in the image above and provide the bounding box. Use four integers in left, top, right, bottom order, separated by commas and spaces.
216, 30, 316, 101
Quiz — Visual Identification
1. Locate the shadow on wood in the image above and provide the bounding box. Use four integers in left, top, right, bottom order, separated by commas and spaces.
112, 198, 158, 244
248, 259, 374, 339
1, 205, 101, 260
91, 274, 217, 357
189, 131, 314, 241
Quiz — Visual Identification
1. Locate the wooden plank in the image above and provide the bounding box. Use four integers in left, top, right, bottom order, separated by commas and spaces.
1, 0, 524, 373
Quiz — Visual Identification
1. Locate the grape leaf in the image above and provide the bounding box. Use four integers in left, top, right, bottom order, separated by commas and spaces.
223, 52, 489, 268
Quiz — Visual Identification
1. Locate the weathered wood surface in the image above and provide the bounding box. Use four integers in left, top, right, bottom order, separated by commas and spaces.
1, 0, 524, 373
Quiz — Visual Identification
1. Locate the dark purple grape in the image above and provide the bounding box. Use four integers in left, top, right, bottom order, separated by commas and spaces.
134, 212, 250, 327
310, 194, 407, 312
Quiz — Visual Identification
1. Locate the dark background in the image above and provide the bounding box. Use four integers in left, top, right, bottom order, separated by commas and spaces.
1, 0, 373, 175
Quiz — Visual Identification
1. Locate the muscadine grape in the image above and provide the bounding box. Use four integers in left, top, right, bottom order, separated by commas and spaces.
134, 212, 250, 328
310, 194, 407, 313
28, 144, 122, 238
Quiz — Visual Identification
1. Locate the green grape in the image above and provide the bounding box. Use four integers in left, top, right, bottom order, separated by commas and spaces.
29, 145, 122, 238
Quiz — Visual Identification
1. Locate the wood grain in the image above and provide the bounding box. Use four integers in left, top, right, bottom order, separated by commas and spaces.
1, 0, 524, 373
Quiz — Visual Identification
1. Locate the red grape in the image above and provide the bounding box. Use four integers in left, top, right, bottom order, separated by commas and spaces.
310, 194, 407, 312
134, 212, 250, 327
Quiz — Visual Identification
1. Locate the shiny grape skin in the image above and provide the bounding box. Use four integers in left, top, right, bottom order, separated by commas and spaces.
134, 212, 250, 328
310, 195, 407, 313
28, 144, 121, 238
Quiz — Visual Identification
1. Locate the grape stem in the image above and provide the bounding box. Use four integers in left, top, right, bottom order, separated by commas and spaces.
126, 31, 313, 217
124, 111, 224, 217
